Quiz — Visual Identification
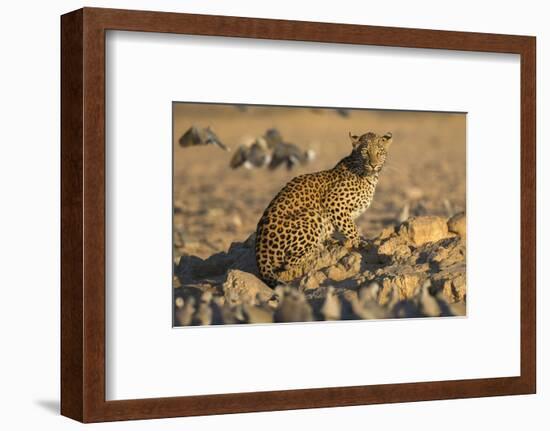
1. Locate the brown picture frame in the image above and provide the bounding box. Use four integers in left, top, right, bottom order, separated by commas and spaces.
61, 7, 536, 423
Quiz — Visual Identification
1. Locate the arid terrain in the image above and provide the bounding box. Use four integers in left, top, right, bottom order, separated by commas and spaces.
173, 104, 466, 325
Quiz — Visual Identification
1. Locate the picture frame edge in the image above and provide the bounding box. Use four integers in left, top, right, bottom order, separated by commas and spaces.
60, 7, 537, 423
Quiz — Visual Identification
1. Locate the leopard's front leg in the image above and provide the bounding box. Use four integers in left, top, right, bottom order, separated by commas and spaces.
339, 218, 361, 249
322, 188, 359, 249
327, 210, 360, 249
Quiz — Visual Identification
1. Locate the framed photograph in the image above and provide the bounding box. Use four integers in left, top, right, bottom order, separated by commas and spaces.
61, 7, 536, 422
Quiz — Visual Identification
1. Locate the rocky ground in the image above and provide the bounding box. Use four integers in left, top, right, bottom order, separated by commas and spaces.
173, 212, 466, 325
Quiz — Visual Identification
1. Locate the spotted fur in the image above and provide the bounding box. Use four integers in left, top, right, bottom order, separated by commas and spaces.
255, 131, 393, 287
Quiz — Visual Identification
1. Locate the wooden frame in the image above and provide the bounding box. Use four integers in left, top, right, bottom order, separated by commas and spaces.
61, 7, 536, 423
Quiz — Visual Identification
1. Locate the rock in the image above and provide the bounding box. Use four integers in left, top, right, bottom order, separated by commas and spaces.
424, 237, 465, 268
377, 226, 396, 241
321, 287, 341, 320
405, 186, 424, 200
394, 273, 423, 299
448, 212, 466, 239
206, 208, 224, 217
209, 297, 225, 324
266, 294, 281, 309
176, 236, 258, 282
192, 291, 213, 325
230, 248, 259, 275
311, 245, 349, 272
243, 232, 256, 248
393, 300, 422, 318
399, 216, 449, 246
193, 302, 213, 325
214, 301, 247, 324
443, 198, 455, 217
243, 304, 274, 324
448, 301, 467, 316
273, 285, 288, 300
200, 290, 213, 304
379, 273, 422, 305
350, 295, 388, 320
277, 244, 349, 282
173, 200, 185, 214
418, 281, 441, 317
275, 289, 313, 322
325, 264, 348, 281
175, 297, 195, 326
358, 282, 380, 302
212, 296, 234, 324
300, 271, 327, 290
340, 252, 362, 273
213, 295, 225, 307
341, 289, 358, 304
174, 296, 184, 309
223, 269, 274, 305
433, 271, 467, 303
229, 214, 242, 229
177, 253, 231, 280
351, 283, 388, 319
377, 236, 411, 263
231, 304, 247, 323
397, 203, 410, 223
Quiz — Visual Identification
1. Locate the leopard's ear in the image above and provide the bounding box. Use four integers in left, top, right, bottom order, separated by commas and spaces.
382, 132, 393, 149
349, 132, 360, 148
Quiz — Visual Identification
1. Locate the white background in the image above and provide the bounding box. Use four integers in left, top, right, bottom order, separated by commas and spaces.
0, 0, 547, 429
106, 32, 520, 400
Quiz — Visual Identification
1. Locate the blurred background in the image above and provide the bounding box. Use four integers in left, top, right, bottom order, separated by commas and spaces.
173, 103, 466, 261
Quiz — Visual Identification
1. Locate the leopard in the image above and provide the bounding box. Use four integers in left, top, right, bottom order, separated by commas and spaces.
255, 131, 393, 287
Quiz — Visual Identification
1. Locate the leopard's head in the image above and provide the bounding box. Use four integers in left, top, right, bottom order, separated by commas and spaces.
349, 131, 392, 175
